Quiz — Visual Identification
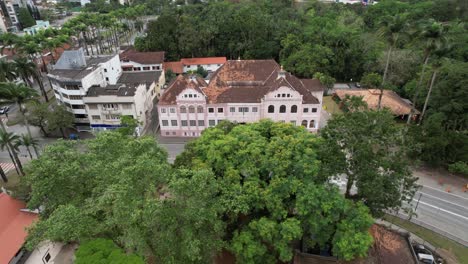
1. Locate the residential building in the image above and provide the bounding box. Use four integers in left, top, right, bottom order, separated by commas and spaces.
48, 48, 122, 128
49, 48, 164, 132
83, 71, 165, 133
0, 192, 38, 264
334, 89, 419, 118
0, 0, 20, 31
158, 59, 324, 137
119, 46, 164, 72
23, 19, 49, 35
163, 57, 227, 75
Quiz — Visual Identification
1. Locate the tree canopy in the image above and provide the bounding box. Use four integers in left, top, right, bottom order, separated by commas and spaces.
320, 99, 418, 217
175, 120, 373, 262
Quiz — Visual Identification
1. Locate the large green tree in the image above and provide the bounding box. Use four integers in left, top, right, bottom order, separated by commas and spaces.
175, 120, 373, 262
320, 99, 418, 217
75, 239, 144, 264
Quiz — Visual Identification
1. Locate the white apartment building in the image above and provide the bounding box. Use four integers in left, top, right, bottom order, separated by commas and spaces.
83, 71, 164, 133
48, 48, 164, 132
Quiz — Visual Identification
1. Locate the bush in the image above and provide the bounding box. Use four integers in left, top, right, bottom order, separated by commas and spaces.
75, 238, 144, 264
448, 161, 468, 176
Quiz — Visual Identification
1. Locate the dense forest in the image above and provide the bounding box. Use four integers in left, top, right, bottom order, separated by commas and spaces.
136, 0, 467, 173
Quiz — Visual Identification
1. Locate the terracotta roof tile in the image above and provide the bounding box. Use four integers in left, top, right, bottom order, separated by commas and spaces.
181, 57, 226, 65
335, 89, 419, 115
159, 75, 207, 105
160, 60, 323, 105
0, 193, 38, 264
120, 47, 165, 65
163, 61, 184, 74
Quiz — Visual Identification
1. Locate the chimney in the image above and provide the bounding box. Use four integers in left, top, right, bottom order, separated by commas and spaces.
277, 65, 286, 79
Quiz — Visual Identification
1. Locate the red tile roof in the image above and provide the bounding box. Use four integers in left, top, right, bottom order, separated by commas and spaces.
163, 61, 184, 74
120, 47, 165, 65
159, 75, 207, 105
181, 57, 226, 66
335, 89, 419, 115
0, 193, 38, 264
160, 60, 324, 105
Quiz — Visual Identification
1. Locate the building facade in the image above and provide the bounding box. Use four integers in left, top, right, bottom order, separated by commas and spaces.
83, 71, 164, 133
119, 46, 164, 72
158, 60, 324, 137
48, 48, 163, 132
163, 57, 227, 75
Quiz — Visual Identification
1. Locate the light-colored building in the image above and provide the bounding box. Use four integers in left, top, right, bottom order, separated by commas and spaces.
23, 20, 49, 35
180, 57, 226, 73
163, 57, 227, 75
120, 46, 164, 72
83, 71, 165, 133
48, 48, 122, 127
158, 60, 324, 137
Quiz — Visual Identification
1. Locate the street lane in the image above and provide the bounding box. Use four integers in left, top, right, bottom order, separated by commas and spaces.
402, 185, 468, 245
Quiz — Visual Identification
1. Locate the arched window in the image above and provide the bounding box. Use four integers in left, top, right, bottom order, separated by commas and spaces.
180, 106, 187, 113
197, 106, 204, 113
268, 105, 275, 113
188, 106, 195, 113
301, 120, 308, 127
279, 105, 286, 113
309, 120, 315, 128
291, 105, 297, 113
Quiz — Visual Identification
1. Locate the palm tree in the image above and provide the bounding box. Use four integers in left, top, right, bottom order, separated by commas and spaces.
19, 133, 39, 159
14, 57, 49, 103
0, 82, 39, 139
377, 13, 409, 109
407, 20, 449, 124
0, 164, 7, 183
0, 60, 17, 82
0, 129, 24, 176
0, 33, 20, 55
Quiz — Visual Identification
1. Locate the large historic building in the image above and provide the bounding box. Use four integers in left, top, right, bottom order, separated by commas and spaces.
158, 60, 324, 137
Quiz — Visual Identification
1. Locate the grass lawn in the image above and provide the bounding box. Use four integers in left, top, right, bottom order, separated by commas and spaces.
322, 96, 342, 115
0, 170, 21, 190
383, 214, 468, 264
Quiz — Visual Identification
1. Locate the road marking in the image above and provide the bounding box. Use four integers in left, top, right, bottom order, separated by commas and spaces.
421, 185, 468, 200
417, 191, 468, 208
413, 199, 468, 221
0, 162, 15, 174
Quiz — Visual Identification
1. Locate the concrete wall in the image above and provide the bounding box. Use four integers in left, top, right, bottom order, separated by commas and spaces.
183, 63, 223, 73
121, 61, 163, 72
24, 242, 63, 264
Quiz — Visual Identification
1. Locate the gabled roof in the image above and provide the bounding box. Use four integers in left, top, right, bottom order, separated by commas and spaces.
334, 89, 419, 115
204, 60, 322, 104
0, 193, 38, 264
159, 75, 207, 105
120, 47, 165, 65
159, 60, 323, 105
181, 57, 226, 66
163, 61, 184, 74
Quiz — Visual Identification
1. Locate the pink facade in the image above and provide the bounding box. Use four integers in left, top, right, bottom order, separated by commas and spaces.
158, 60, 324, 137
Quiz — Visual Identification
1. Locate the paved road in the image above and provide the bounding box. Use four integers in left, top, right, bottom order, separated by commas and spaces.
404, 185, 468, 245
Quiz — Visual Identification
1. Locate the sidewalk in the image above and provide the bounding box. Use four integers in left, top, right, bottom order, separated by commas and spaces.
413, 166, 468, 198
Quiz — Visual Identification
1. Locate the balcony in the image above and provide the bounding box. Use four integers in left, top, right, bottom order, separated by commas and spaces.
101, 109, 120, 115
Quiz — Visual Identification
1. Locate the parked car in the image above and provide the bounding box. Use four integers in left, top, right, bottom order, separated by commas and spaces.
413, 244, 435, 264
0, 106, 10, 114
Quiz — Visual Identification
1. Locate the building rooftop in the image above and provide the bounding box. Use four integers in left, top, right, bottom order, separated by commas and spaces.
160, 60, 324, 105
0, 193, 38, 264
180, 57, 227, 66
118, 71, 162, 85
334, 89, 419, 115
49, 50, 115, 81
163, 61, 184, 74
86, 85, 136, 97
159, 75, 207, 105
120, 46, 165, 65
